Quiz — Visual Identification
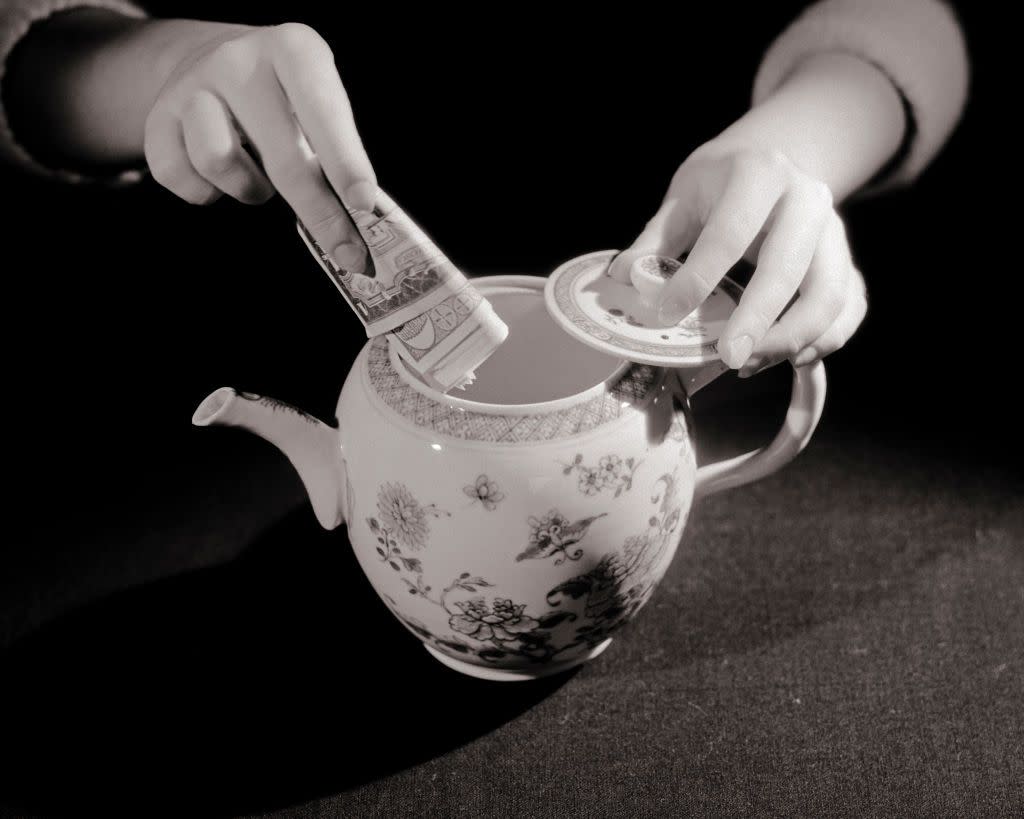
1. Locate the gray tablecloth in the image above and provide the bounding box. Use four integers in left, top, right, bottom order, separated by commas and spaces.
1, 389, 1020, 818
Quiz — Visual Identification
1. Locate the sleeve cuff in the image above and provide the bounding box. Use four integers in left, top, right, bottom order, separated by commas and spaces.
0, 0, 148, 184
753, 0, 969, 191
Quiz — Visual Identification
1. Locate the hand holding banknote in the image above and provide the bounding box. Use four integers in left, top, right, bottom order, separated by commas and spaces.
139, 21, 376, 267
296, 191, 508, 392
122, 16, 506, 392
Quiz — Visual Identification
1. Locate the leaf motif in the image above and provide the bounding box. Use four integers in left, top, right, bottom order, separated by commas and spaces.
393, 546, 401, 554
402, 557, 422, 573
649, 516, 659, 527
460, 572, 471, 578
408, 588, 418, 594
547, 576, 593, 603
437, 639, 470, 654
537, 611, 577, 629
367, 517, 380, 532
573, 454, 583, 464
376, 547, 386, 558
389, 561, 401, 571
460, 584, 476, 592
376, 537, 385, 545
474, 578, 494, 587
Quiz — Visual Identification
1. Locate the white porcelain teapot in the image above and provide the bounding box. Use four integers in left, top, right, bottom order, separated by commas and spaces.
193, 253, 825, 681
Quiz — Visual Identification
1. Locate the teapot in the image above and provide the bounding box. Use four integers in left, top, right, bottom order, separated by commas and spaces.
193, 254, 825, 681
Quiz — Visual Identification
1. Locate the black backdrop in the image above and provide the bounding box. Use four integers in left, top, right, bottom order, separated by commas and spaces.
2, 3, 1012, 531
1, 3, 1018, 815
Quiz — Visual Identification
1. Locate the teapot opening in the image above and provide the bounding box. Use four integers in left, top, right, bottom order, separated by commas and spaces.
399, 283, 627, 406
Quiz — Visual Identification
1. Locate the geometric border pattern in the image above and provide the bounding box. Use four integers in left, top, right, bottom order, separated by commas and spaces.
366, 339, 661, 443
550, 250, 743, 359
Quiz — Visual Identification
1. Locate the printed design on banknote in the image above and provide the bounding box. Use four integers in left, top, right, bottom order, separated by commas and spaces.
390, 286, 484, 362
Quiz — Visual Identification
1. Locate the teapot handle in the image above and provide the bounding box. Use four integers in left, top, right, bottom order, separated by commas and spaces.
679, 361, 827, 500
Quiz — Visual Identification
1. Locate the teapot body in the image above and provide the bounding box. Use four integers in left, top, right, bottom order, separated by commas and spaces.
337, 307, 696, 681
195, 272, 826, 681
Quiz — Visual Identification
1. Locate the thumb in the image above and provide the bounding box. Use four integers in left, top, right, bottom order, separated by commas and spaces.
607, 196, 700, 283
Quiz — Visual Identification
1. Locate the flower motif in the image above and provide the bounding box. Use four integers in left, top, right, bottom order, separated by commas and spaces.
377, 482, 429, 550
561, 453, 639, 496
577, 467, 604, 496
597, 454, 622, 486
449, 598, 540, 642
463, 474, 504, 511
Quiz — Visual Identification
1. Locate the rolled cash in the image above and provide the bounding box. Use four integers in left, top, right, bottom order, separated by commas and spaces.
296, 189, 508, 392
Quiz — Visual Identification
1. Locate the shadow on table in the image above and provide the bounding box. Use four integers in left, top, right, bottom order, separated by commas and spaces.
0, 508, 573, 817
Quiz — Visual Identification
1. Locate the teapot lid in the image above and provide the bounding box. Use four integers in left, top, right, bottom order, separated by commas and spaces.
543, 249, 742, 367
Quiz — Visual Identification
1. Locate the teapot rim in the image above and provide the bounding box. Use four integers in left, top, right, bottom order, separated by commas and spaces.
386, 275, 642, 417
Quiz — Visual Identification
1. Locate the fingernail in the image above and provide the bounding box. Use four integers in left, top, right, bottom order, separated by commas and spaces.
658, 298, 688, 326
344, 180, 377, 212
739, 357, 779, 378
333, 241, 366, 271
606, 251, 629, 282
723, 334, 754, 369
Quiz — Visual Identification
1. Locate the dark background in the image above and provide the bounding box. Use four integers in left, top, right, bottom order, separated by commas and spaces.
1, 3, 1019, 817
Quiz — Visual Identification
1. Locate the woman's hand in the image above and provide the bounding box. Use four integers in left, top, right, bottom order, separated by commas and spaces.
144, 22, 375, 268
610, 145, 867, 375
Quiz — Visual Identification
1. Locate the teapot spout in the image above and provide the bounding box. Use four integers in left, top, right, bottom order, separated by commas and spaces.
192, 387, 347, 530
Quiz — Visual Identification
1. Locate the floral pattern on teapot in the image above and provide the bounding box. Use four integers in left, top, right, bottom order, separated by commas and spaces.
559, 452, 641, 497
366, 448, 688, 669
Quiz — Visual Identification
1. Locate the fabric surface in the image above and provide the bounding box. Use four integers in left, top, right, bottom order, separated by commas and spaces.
1, 396, 1019, 818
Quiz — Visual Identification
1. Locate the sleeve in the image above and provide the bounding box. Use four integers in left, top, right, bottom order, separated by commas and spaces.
752, 0, 969, 191
0, 0, 148, 184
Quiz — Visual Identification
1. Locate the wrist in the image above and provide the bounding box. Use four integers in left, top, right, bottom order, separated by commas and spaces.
713, 52, 905, 200
4, 11, 253, 168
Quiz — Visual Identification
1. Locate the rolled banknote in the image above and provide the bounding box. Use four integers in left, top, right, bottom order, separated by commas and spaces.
296, 189, 508, 392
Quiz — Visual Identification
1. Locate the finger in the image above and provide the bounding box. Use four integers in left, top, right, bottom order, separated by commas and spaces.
181, 89, 275, 205
226, 76, 363, 269
270, 23, 377, 211
791, 267, 868, 366
657, 154, 786, 326
144, 107, 220, 205
607, 194, 701, 282
720, 179, 833, 368
737, 214, 851, 376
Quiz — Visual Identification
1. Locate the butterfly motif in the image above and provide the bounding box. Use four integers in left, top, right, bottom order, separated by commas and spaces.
516, 511, 608, 565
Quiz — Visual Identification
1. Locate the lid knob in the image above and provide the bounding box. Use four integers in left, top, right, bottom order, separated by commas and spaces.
629, 255, 683, 308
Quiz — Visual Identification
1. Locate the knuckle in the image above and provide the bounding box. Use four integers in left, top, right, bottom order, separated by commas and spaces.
210, 38, 260, 80
703, 226, 748, 263
265, 153, 317, 187
805, 178, 834, 209
304, 208, 350, 237
744, 298, 779, 333
738, 148, 790, 178
193, 144, 239, 177
146, 153, 186, 189
272, 22, 330, 58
